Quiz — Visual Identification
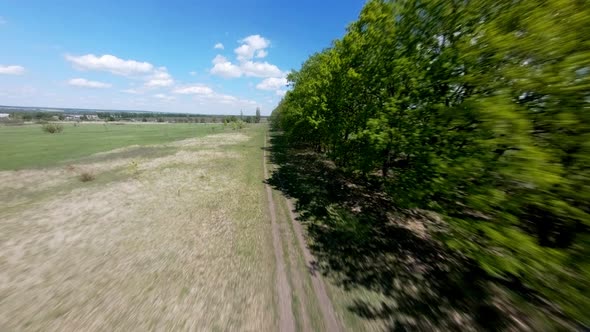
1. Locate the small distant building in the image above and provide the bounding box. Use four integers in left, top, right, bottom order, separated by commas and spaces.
65, 114, 81, 121
86, 115, 100, 120
0, 113, 10, 118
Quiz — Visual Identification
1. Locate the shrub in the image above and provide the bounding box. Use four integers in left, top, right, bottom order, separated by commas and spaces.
79, 171, 95, 182
41, 123, 64, 134
127, 160, 140, 176
231, 120, 246, 130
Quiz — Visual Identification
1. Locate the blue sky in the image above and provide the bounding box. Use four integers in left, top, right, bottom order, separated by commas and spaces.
0, 1, 365, 115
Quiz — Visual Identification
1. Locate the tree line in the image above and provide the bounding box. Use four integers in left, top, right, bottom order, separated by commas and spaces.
272, 0, 589, 324
4, 109, 264, 124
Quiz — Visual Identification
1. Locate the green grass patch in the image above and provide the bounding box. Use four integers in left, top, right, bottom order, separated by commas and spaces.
0, 123, 226, 170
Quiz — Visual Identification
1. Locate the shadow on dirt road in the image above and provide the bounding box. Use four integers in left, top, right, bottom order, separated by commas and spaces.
264, 132, 510, 331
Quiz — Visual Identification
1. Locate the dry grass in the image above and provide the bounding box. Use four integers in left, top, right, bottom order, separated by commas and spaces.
0, 128, 275, 331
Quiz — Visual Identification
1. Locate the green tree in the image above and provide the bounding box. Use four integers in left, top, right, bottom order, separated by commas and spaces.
273, 0, 590, 324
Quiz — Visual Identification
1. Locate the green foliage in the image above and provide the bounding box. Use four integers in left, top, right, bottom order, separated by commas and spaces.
128, 160, 140, 177
255, 107, 261, 123
41, 123, 64, 134
231, 120, 246, 130
272, 0, 590, 324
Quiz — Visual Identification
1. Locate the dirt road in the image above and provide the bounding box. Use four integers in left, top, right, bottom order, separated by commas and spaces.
263, 139, 296, 332
263, 135, 342, 332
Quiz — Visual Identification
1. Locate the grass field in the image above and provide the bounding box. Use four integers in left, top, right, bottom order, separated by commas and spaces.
0, 122, 360, 331
0, 124, 279, 330
0, 123, 223, 170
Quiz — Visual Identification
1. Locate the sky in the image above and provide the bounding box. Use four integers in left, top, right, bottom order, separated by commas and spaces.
0, 1, 365, 115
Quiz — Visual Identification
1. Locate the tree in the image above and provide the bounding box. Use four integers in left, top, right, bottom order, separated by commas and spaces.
272, 0, 590, 324
255, 107, 261, 123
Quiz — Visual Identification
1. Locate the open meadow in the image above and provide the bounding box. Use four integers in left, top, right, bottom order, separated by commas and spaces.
0, 122, 347, 332
0, 123, 223, 170
0, 123, 281, 330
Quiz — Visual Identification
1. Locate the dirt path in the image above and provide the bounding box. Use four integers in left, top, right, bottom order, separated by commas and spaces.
263, 138, 296, 332
285, 199, 342, 332
283, 218, 312, 332
264, 134, 342, 332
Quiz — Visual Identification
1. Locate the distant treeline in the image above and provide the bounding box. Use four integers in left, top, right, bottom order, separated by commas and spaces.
2, 110, 266, 124
272, 0, 589, 325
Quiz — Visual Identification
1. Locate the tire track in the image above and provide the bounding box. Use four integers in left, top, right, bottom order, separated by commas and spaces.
279, 193, 312, 332
285, 198, 342, 332
265, 133, 342, 332
263, 136, 295, 332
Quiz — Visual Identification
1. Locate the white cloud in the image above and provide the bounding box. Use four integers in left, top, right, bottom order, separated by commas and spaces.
23, 47, 283, 113
255, 49, 267, 58
153, 93, 175, 101
212, 54, 228, 65
144, 67, 173, 87
221, 94, 237, 101
171, 83, 258, 109
172, 84, 214, 95
203, 93, 257, 107
68, 78, 111, 88
256, 76, 289, 98
214, 43, 224, 50
256, 77, 287, 91
0, 65, 25, 75
210, 55, 242, 78
65, 54, 153, 76
235, 35, 270, 61
241, 61, 282, 78
121, 88, 142, 94
218, 94, 237, 104
65, 54, 177, 90
209, 35, 284, 79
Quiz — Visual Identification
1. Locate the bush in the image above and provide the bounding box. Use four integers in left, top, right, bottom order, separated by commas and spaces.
127, 160, 140, 176
41, 123, 64, 134
79, 171, 95, 182
231, 120, 246, 130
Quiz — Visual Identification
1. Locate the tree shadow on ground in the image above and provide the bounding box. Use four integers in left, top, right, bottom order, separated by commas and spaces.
265, 132, 510, 331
